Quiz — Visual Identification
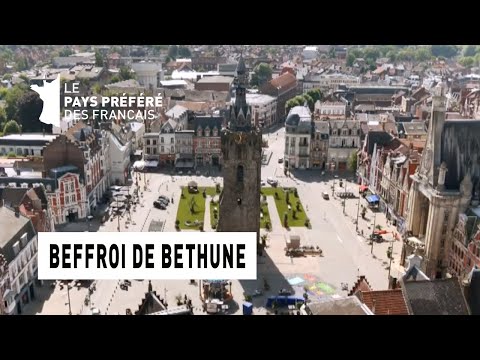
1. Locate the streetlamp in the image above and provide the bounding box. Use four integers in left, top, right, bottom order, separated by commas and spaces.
87, 215, 93, 232
387, 243, 394, 279
370, 211, 377, 254
355, 196, 361, 232
66, 284, 72, 315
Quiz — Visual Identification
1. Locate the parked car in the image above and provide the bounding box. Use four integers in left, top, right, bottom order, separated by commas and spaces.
153, 201, 167, 210
278, 158, 283, 163
267, 177, 278, 187
158, 195, 170, 203
261, 180, 266, 186
322, 192, 330, 200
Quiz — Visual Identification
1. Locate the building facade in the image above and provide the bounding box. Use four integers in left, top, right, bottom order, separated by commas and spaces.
310, 120, 329, 169
314, 101, 347, 120
143, 133, 159, 161
260, 72, 298, 122
233, 93, 277, 128
193, 116, 223, 167
159, 120, 177, 167
0, 205, 38, 315
284, 105, 313, 169
327, 119, 360, 172
0, 134, 58, 157
48, 170, 88, 224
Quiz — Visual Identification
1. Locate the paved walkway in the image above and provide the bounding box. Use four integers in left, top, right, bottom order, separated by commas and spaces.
204, 196, 213, 232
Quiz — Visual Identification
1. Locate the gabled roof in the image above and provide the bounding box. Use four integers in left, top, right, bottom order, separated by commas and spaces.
348, 275, 372, 296
401, 278, 470, 315
359, 290, 409, 315
269, 72, 297, 90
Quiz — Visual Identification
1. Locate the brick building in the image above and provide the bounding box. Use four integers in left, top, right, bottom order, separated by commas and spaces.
260, 72, 298, 122
0, 186, 55, 233
43, 121, 109, 215
193, 116, 223, 167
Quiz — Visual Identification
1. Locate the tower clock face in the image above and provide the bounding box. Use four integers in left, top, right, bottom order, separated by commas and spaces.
235, 132, 247, 144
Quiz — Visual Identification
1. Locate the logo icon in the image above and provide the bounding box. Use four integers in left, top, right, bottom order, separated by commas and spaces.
30, 74, 61, 128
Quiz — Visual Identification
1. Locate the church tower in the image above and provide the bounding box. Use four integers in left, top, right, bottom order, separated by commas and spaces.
217, 56, 262, 244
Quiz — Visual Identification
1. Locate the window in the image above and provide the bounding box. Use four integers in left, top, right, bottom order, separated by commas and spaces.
171, 138, 174, 144
146, 139, 150, 145
171, 146, 174, 153
236, 165, 244, 183
146, 148, 151, 155
161, 146, 164, 152
153, 148, 157, 155
0, 147, 5, 154
153, 140, 157, 146
161, 137, 164, 143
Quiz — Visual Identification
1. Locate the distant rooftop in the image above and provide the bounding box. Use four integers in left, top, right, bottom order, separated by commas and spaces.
196, 76, 234, 84
0, 134, 58, 141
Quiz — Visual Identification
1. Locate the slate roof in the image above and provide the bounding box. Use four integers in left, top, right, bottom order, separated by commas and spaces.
364, 131, 393, 155
360, 290, 409, 315
0, 188, 29, 208
0, 205, 36, 263
441, 119, 480, 190
401, 278, 470, 315
193, 116, 223, 133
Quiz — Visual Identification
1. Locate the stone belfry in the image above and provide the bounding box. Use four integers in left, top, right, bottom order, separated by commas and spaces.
217, 55, 262, 247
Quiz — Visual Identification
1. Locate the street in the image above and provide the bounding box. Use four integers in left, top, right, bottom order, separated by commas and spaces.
24, 126, 404, 315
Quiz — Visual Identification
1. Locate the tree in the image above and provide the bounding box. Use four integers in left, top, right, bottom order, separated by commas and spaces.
110, 75, 120, 84
178, 46, 191, 58
119, 66, 133, 81
431, 45, 458, 58
17, 91, 46, 133
415, 47, 432, 62
363, 48, 380, 62
462, 45, 477, 57
303, 94, 314, 112
59, 48, 74, 57
250, 63, 272, 87
3, 120, 20, 135
348, 151, 358, 173
95, 51, 104, 67
459, 56, 475, 68
4, 84, 28, 121
346, 53, 356, 67
0, 107, 7, 127
168, 45, 178, 60
328, 47, 336, 59
386, 50, 397, 62
306, 88, 322, 103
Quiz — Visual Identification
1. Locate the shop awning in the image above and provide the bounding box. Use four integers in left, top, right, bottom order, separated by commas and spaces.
359, 185, 368, 192
366, 194, 380, 203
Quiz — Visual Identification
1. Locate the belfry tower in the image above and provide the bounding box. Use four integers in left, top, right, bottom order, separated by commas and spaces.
217, 55, 262, 245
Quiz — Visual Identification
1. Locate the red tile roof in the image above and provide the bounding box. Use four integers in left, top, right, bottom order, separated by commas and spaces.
348, 276, 372, 296
361, 290, 409, 315
269, 73, 297, 90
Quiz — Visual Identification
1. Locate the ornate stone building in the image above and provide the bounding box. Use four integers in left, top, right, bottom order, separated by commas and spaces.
218, 56, 262, 245
406, 82, 480, 279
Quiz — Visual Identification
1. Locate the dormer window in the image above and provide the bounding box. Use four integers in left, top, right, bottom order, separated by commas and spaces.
197, 127, 202, 137
205, 128, 210, 137
213, 128, 218, 137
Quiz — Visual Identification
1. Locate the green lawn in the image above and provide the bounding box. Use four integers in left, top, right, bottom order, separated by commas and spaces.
177, 186, 220, 230
261, 187, 308, 228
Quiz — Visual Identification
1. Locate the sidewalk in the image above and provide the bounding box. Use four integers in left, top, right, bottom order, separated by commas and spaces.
333, 181, 404, 280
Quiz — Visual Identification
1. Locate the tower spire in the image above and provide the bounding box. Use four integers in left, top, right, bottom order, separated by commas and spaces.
230, 52, 251, 130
